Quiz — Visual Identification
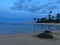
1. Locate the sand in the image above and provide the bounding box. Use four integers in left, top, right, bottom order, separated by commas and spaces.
0, 31, 60, 45
22, 22, 60, 25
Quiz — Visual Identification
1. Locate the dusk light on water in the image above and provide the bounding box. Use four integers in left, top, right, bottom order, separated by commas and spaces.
0, 0, 60, 45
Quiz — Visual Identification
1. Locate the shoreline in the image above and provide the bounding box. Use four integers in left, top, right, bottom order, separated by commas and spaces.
0, 23, 60, 45
23, 22, 60, 25
0, 30, 59, 35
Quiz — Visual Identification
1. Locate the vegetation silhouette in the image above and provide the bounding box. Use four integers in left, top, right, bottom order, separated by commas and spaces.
34, 11, 60, 23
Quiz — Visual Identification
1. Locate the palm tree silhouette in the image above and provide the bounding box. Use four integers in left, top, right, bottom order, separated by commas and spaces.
48, 11, 52, 22
56, 13, 60, 19
56, 13, 60, 23
34, 17, 37, 23
34, 17, 36, 20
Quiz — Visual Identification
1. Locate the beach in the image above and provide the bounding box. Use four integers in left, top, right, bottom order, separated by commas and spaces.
0, 23, 60, 45
0, 31, 60, 45
22, 22, 60, 25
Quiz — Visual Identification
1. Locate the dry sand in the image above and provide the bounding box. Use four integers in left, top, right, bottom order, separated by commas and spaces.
0, 32, 60, 45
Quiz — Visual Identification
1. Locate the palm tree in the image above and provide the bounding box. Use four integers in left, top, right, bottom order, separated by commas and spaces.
33, 17, 36, 22
52, 16, 55, 22
56, 13, 60, 23
48, 14, 51, 20
34, 17, 36, 20
56, 13, 60, 19
52, 16, 55, 20
49, 11, 52, 14
48, 11, 52, 23
52, 16, 55, 18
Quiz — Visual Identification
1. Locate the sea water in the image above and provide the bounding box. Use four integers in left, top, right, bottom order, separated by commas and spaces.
0, 23, 60, 34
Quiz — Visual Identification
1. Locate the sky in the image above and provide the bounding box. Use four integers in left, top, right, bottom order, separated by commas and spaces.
0, 0, 15, 10
0, 0, 60, 23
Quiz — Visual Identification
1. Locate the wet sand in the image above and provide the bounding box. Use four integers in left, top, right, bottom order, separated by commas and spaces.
0, 31, 60, 45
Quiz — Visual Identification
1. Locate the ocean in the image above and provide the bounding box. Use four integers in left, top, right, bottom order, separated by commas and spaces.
0, 23, 60, 34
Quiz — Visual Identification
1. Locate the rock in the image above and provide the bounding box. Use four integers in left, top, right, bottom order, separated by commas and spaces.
37, 33, 53, 39
44, 30, 51, 34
